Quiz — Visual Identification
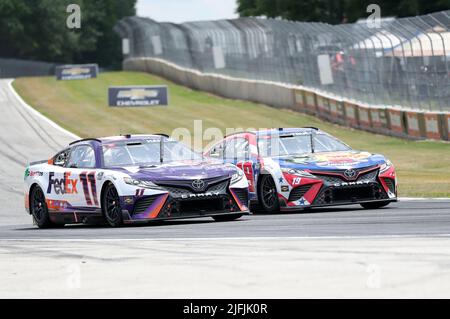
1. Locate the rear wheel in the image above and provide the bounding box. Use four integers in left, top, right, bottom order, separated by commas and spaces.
212, 214, 243, 222
360, 201, 391, 209
30, 186, 56, 228
258, 175, 280, 213
102, 183, 124, 227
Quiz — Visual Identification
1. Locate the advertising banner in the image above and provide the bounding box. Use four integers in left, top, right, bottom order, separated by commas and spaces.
56, 64, 98, 80
108, 86, 169, 107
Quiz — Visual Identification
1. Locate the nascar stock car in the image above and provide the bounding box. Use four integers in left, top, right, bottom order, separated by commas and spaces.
24, 135, 249, 228
204, 128, 397, 213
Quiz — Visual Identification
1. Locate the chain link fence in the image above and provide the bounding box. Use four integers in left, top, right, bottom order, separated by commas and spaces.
115, 11, 450, 112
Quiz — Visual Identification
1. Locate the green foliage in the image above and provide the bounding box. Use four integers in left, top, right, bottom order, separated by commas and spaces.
236, 0, 450, 24
0, 0, 136, 68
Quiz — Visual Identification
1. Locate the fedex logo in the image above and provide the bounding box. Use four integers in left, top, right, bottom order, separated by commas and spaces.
47, 172, 78, 195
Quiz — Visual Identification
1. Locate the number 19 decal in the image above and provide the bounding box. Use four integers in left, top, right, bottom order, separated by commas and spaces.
80, 172, 98, 206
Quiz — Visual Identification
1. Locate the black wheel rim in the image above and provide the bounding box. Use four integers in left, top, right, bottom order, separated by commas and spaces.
261, 177, 277, 208
105, 186, 121, 222
32, 187, 46, 221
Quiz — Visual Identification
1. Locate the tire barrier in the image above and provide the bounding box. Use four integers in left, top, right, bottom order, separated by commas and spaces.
303, 91, 317, 116
316, 95, 331, 121
369, 107, 390, 135
386, 108, 406, 138
443, 113, 450, 141
293, 90, 307, 114
405, 111, 426, 139
328, 98, 346, 125
423, 112, 444, 140
357, 105, 372, 132
343, 102, 359, 128
124, 57, 449, 142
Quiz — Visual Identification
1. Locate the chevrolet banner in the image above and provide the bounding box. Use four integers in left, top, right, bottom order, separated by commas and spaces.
56, 64, 98, 80
108, 86, 169, 107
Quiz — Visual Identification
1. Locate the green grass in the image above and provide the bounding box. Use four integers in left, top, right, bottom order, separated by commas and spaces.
13, 71, 450, 198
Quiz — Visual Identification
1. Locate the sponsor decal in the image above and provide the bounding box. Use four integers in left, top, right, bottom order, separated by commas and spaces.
108, 86, 168, 107
56, 64, 98, 80
47, 172, 78, 195
288, 152, 371, 167
281, 185, 290, 192
25, 168, 43, 179
181, 192, 221, 199
332, 180, 372, 187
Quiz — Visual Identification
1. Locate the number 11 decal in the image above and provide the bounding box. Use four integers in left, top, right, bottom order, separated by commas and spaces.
80, 171, 98, 206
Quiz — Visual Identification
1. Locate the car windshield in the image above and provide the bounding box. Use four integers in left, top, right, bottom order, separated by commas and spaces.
258, 132, 351, 157
102, 139, 202, 167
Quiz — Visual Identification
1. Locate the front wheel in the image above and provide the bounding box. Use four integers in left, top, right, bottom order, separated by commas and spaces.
258, 175, 280, 213
212, 214, 243, 222
102, 183, 124, 227
360, 201, 391, 209
30, 186, 57, 228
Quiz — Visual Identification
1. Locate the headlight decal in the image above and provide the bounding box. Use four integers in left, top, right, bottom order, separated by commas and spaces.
231, 169, 244, 184
123, 177, 162, 189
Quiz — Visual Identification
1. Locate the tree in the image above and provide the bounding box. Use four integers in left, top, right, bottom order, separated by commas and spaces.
0, 0, 136, 68
236, 0, 450, 24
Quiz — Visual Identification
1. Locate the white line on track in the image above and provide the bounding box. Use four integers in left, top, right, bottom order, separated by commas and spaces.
1, 234, 450, 242
399, 197, 450, 201
7, 79, 80, 140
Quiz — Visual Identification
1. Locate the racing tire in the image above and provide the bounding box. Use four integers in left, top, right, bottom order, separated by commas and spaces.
30, 185, 58, 229
102, 183, 124, 227
258, 174, 280, 213
212, 214, 243, 222
360, 201, 391, 209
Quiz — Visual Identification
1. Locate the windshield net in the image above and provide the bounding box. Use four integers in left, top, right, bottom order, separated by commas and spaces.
258, 133, 351, 157
102, 139, 201, 167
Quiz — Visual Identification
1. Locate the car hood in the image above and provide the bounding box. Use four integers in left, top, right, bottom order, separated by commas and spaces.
114, 160, 236, 181
274, 151, 386, 171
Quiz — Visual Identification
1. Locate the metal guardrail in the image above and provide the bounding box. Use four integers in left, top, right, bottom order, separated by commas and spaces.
0, 58, 59, 78
115, 11, 450, 112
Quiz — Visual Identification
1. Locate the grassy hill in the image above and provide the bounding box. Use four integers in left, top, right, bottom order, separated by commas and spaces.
13, 71, 450, 197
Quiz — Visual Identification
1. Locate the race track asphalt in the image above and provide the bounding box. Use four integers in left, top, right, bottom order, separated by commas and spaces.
1, 78, 450, 298
1, 200, 450, 240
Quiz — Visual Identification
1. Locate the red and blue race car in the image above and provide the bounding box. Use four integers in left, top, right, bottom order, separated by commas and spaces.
204, 128, 397, 213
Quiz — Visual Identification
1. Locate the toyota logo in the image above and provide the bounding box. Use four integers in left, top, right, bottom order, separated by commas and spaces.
344, 169, 357, 179
191, 179, 206, 191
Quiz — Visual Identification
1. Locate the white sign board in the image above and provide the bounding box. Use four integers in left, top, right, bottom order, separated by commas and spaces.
122, 38, 130, 55
317, 54, 334, 85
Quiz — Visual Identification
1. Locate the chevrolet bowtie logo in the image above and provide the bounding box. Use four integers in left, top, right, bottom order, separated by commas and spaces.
117, 89, 159, 100
62, 68, 90, 76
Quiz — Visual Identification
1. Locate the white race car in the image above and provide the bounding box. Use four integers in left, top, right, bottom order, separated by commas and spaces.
24, 135, 249, 228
